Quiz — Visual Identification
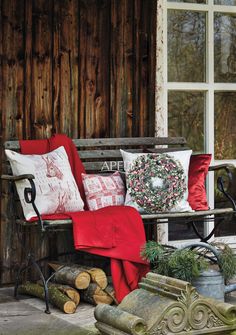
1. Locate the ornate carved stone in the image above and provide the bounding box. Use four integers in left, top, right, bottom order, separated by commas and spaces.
94, 272, 236, 335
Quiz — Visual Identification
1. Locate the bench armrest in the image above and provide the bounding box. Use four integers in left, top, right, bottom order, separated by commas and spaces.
1, 174, 35, 181
1, 174, 45, 231
209, 163, 235, 172
209, 163, 236, 211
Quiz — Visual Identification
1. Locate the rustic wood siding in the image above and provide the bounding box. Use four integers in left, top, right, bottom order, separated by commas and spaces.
0, 0, 156, 284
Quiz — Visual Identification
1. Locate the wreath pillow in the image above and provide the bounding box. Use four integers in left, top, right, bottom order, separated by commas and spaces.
120, 149, 193, 213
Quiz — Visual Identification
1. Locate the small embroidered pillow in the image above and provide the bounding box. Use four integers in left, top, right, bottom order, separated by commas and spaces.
82, 171, 125, 211
5, 146, 84, 220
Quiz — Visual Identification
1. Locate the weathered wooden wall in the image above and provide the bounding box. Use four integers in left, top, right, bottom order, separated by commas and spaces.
0, 0, 156, 284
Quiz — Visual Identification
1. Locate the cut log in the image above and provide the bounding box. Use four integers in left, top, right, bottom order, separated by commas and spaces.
48, 263, 90, 289
37, 281, 80, 306
49, 262, 107, 289
104, 284, 118, 305
80, 283, 114, 305
18, 282, 76, 314
82, 266, 108, 289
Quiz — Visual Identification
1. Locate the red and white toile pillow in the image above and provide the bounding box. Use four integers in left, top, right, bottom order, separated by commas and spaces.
82, 171, 125, 211
5, 146, 84, 220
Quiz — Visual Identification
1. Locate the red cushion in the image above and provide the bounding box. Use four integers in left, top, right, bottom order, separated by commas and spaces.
188, 154, 212, 211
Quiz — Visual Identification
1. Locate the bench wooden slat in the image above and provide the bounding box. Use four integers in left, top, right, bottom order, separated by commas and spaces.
3, 137, 187, 151
72, 137, 187, 148
79, 149, 143, 159
3, 145, 189, 160
141, 208, 234, 220
15, 208, 234, 227
4, 141, 20, 150
79, 147, 190, 159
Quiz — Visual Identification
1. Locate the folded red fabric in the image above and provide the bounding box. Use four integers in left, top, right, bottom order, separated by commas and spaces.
188, 154, 212, 210
71, 206, 149, 302
19, 134, 149, 302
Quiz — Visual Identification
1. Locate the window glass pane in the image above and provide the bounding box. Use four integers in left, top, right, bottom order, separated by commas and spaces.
168, 0, 206, 3
169, 220, 204, 241
215, 92, 236, 159
214, 13, 236, 82
168, 10, 206, 82
214, 0, 236, 5
168, 91, 205, 152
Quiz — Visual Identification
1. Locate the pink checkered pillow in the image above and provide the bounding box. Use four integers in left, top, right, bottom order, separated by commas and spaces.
82, 171, 125, 211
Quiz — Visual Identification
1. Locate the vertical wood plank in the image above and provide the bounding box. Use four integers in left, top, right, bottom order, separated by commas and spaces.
138, 0, 149, 136
69, 0, 80, 138
133, 0, 141, 137
124, 0, 134, 137
24, 0, 33, 139
78, 0, 86, 138
148, 0, 156, 137
53, 0, 79, 137
31, 0, 53, 139
94, 0, 110, 138
79, 0, 110, 138
133, 0, 156, 137
52, 0, 60, 135
1, 0, 24, 141
0, 0, 3, 284
1, 0, 25, 283
110, 0, 134, 137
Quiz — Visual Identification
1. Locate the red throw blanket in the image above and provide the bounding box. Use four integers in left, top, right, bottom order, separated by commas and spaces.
70, 206, 149, 302
19, 134, 149, 302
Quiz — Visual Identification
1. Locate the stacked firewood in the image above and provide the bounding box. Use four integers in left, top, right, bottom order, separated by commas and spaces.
18, 263, 116, 314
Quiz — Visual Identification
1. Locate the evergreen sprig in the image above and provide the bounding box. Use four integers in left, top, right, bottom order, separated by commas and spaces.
142, 241, 208, 282
167, 249, 208, 282
218, 244, 236, 282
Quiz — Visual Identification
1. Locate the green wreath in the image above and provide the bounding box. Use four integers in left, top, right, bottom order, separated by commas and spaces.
126, 153, 187, 213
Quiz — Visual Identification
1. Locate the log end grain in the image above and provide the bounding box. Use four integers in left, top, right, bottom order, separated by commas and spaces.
75, 272, 91, 290
64, 300, 77, 314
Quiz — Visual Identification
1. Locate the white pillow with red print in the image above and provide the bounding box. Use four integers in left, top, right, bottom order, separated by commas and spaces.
5, 146, 84, 220
82, 171, 125, 211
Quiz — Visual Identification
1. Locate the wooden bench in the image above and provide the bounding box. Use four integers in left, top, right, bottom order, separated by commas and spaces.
1, 136, 236, 312
2, 136, 235, 240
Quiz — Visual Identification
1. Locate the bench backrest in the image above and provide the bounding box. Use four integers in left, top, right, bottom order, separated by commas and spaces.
3, 137, 188, 174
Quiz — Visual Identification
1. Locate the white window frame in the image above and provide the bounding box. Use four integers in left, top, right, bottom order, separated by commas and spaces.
155, 0, 236, 247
